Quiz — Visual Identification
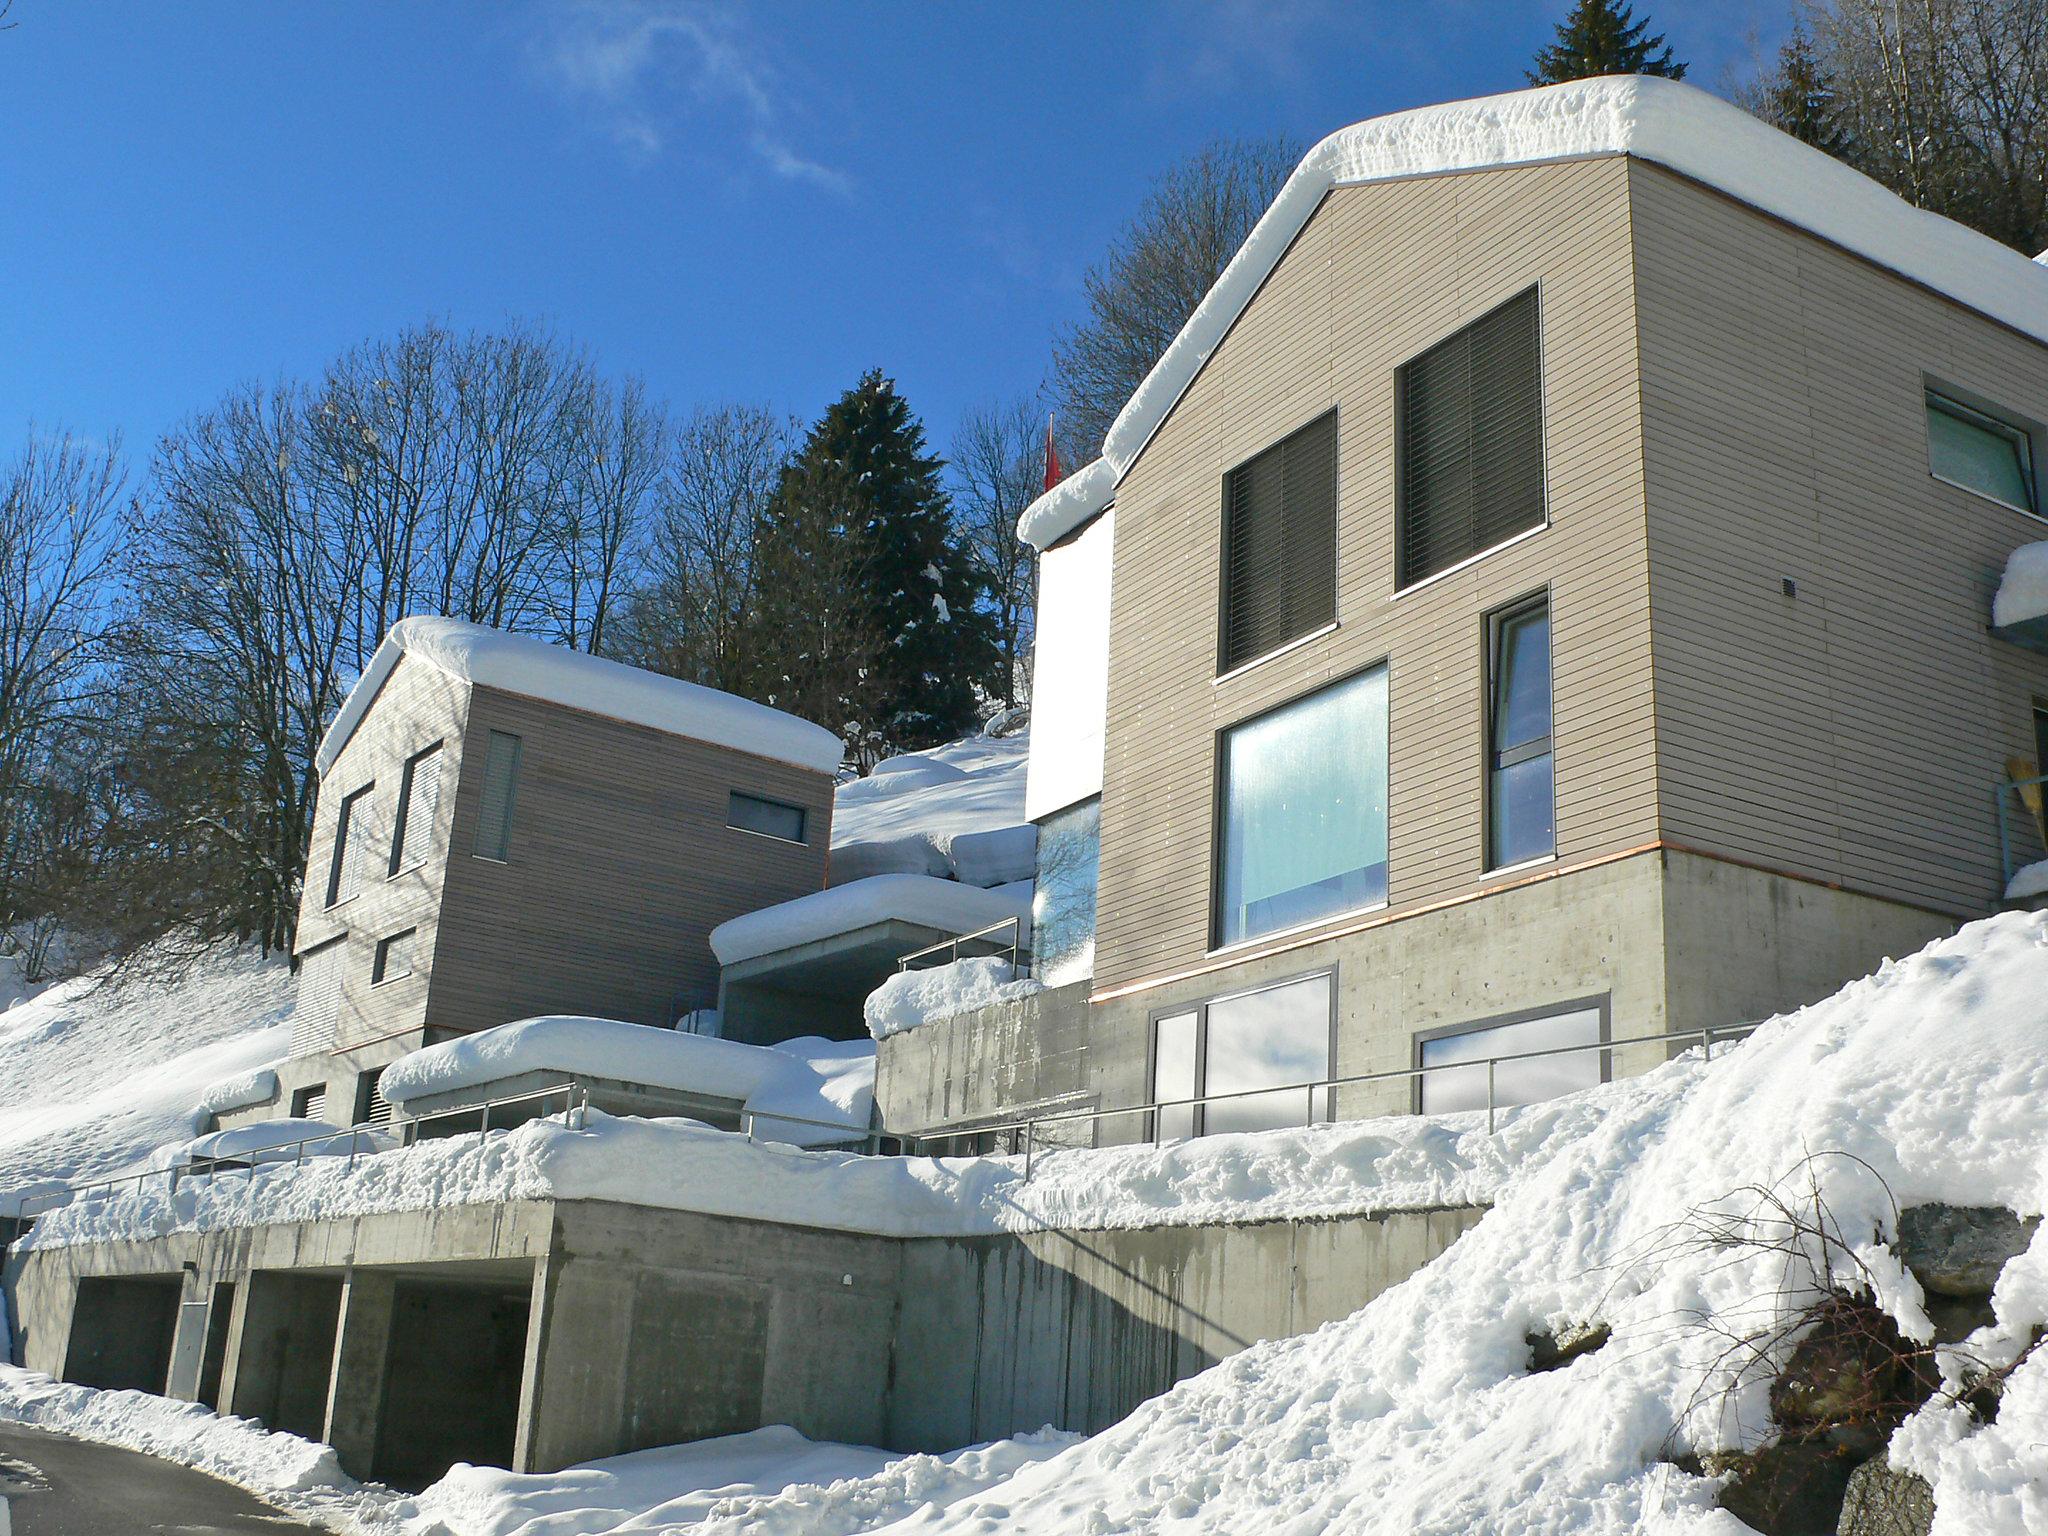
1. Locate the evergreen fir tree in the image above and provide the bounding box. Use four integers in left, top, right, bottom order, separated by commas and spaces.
1763, 28, 1849, 158
751, 371, 999, 761
1528, 0, 1687, 85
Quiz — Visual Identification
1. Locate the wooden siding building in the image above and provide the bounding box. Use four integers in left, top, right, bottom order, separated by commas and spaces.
279, 620, 843, 1127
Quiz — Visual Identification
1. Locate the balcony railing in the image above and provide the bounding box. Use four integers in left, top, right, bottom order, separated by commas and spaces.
896, 914, 1031, 975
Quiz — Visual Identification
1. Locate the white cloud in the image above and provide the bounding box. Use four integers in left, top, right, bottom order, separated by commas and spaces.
531, 0, 849, 192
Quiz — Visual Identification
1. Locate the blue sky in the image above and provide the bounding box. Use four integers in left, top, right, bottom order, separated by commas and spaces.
1, 1, 1789, 464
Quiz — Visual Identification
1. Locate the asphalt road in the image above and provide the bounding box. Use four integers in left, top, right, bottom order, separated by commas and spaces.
0, 1420, 323, 1535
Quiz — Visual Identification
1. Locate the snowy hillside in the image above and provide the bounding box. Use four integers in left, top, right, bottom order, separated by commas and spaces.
830, 729, 1029, 886
0, 948, 292, 1207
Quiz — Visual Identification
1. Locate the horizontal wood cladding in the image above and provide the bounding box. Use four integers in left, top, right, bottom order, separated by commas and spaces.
293, 654, 470, 1053
427, 683, 835, 1036
1096, 158, 1655, 993
1630, 160, 2048, 917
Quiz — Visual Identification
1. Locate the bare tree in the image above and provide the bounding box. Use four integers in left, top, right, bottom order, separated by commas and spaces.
0, 432, 125, 973
948, 397, 1042, 705
548, 372, 663, 656
1748, 0, 2048, 254
620, 403, 792, 691
1050, 136, 1300, 455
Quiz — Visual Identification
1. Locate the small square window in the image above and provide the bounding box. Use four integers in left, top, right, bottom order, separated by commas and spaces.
728, 791, 807, 844
1927, 391, 2037, 514
289, 1084, 327, 1121
371, 928, 416, 986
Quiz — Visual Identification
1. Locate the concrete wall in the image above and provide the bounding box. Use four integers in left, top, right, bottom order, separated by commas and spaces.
888, 1205, 1485, 1450
874, 980, 1097, 1138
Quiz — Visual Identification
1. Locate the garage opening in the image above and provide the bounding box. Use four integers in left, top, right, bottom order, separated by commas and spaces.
197, 1280, 236, 1409
229, 1272, 344, 1440
372, 1275, 531, 1489
63, 1275, 183, 1393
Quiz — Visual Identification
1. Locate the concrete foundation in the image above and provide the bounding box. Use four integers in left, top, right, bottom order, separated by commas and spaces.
6, 1193, 1483, 1478
878, 848, 1960, 1142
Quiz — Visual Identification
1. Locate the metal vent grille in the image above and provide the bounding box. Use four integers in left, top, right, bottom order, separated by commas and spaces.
1397, 287, 1545, 588
1220, 410, 1338, 673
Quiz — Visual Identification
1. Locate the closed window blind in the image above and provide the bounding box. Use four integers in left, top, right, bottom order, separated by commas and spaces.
1397, 288, 1545, 588
391, 744, 443, 873
290, 940, 345, 1056
1220, 410, 1338, 673
473, 731, 522, 861
727, 791, 807, 843
326, 786, 373, 906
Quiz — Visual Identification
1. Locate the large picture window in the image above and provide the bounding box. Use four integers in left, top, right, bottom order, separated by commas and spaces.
1926, 390, 2036, 514
1219, 411, 1338, 673
1216, 667, 1388, 947
1031, 797, 1099, 987
1487, 596, 1554, 869
1397, 287, 1545, 588
1150, 972, 1333, 1141
1417, 1002, 1604, 1117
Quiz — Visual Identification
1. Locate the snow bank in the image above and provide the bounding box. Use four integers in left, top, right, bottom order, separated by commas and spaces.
1993, 541, 2048, 629
0, 947, 293, 1212
318, 617, 844, 777
0, 1366, 405, 1533
199, 1066, 279, 1117
415, 1423, 1076, 1536
830, 732, 1030, 887
863, 957, 1043, 1041
709, 875, 1031, 966
379, 1016, 875, 1148
1021, 75, 2048, 550
848, 912, 2048, 1535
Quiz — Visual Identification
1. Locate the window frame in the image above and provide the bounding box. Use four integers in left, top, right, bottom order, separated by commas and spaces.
1483, 590, 1557, 873
289, 1084, 326, 1120
1147, 966, 1339, 1142
1209, 660, 1392, 954
471, 729, 523, 863
1924, 385, 2041, 518
1214, 408, 1341, 678
370, 927, 417, 988
388, 741, 445, 877
324, 783, 374, 908
1410, 995, 1610, 1115
726, 790, 809, 845
1393, 284, 1550, 593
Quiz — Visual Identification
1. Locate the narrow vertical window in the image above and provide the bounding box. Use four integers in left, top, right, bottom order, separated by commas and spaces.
390, 743, 444, 874
1151, 1011, 1199, 1142
473, 730, 522, 861
1219, 410, 1338, 673
1031, 797, 1100, 986
290, 939, 345, 1056
325, 785, 374, 906
1487, 597, 1554, 869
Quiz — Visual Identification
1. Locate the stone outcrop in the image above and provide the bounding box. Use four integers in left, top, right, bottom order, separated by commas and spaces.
1526, 1320, 1610, 1372
1835, 1454, 1935, 1536
1894, 1205, 2038, 1299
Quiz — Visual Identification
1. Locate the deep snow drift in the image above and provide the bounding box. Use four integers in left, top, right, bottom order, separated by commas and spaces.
0, 947, 293, 1210
828, 729, 1030, 887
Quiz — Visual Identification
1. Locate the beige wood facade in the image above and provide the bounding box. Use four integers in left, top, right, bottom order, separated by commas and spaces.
287, 656, 835, 1121
1090, 152, 2048, 1015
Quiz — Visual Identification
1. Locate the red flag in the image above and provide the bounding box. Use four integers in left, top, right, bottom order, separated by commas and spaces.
1043, 415, 1063, 493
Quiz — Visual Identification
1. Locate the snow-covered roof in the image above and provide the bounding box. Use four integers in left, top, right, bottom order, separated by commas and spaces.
1993, 542, 2048, 630
830, 730, 1033, 886
708, 873, 1033, 966
1019, 74, 2048, 551
379, 1015, 874, 1148
315, 617, 845, 778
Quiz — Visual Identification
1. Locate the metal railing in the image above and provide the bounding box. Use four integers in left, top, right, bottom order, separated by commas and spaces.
929, 1020, 1764, 1180
896, 915, 1031, 975
8, 1081, 590, 1225
737, 1106, 894, 1154
397, 1080, 590, 1144
1994, 770, 2048, 893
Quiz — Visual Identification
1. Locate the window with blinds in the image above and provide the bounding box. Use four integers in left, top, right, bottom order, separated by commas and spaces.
371, 927, 415, 986
390, 743, 443, 874
290, 939, 344, 1056
473, 730, 522, 861
325, 785, 374, 906
1219, 410, 1338, 674
1396, 287, 1545, 588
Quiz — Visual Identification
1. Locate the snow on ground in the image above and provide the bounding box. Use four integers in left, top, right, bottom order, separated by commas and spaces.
22, 1053, 1594, 1249
0, 1366, 1072, 1536
829, 730, 1030, 887
0, 947, 292, 1211
824, 911, 2048, 1535
863, 957, 1043, 1041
